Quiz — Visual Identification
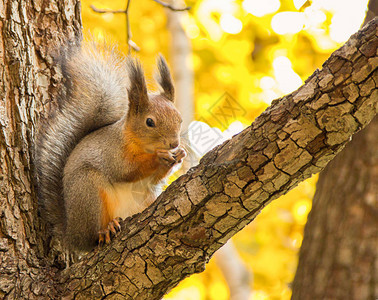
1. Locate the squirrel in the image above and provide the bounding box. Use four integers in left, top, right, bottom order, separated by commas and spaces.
35, 41, 186, 252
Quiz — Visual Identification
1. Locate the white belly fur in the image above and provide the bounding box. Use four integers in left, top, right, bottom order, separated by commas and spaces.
112, 178, 163, 219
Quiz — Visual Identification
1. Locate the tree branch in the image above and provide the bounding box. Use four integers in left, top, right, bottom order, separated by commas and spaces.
90, 5, 126, 14
90, 2, 140, 53
152, 0, 191, 11
56, 18, 377, 299
90, 0, 189, 53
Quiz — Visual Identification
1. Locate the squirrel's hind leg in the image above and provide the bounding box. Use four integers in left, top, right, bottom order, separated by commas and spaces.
64, 168, 120, 251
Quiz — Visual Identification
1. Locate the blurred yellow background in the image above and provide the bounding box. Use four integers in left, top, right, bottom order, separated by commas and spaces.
80, 0, 369, 299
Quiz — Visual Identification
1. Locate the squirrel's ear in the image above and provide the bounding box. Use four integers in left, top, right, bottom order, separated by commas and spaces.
127, 58, 149, 115
155, 54, 175, 102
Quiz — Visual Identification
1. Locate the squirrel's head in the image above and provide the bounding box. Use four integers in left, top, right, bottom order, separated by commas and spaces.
124, 56, 183, 153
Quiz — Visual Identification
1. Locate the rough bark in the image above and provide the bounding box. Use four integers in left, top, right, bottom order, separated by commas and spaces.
291, 117, 377, 300
292, 4, 378, 300
56, 19, 377, 299
0, 1, 376, 299
0, 0, 81, 298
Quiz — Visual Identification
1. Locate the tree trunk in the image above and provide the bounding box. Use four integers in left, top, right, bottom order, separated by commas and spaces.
166, 5, 253, 297
166, 0, 194, 132
0, 1, 377, 299
0, 0, 81, 298
291, 117, 377, 300
292, 5, 377, 300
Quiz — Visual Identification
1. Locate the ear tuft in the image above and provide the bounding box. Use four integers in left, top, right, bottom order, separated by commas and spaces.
155, 54, 175, 102
127, 57, 149, 114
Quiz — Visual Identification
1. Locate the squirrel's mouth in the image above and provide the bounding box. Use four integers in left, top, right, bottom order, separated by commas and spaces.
144, 145, 161, 154
145, 146, 179, 154
144, 148, 155, 154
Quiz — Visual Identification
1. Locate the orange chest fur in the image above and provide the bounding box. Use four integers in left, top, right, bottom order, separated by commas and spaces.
100, 139, 169, 231
99, 149, 162, 230
123, 143, 160, 182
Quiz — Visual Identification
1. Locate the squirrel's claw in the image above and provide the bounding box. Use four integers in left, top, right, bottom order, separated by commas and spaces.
156, 150, 176, 166
98, 229, 111, 245
157, 146, 187, 166
98, 218, 122, 246
173, 147, 186, 163
108, 218, 122, 234
108, 223, 117, 235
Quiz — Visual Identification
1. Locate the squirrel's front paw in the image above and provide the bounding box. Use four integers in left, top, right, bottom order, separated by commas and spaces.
156, 149, 176, 166
157, 146, 187, 166
172, 146, 186, 163
98, 217, 122, 245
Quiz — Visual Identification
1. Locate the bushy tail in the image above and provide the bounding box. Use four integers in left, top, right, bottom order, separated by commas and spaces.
34, 40, 129, 234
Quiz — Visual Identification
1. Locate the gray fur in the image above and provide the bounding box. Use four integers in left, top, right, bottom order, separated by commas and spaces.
63, 122, 127, 250
35, 41, 181, 252
35, 41, 129, 239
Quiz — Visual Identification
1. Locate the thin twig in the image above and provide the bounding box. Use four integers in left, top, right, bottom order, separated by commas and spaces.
90, 2, 140, 53
125, 0, 132, 54
91, 0, 189, 53
125, 0, 140, 53
90, 5, 126, 14
152, 0, 190, 11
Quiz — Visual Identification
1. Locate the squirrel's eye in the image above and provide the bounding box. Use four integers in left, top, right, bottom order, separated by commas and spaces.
146, 118, 155, 127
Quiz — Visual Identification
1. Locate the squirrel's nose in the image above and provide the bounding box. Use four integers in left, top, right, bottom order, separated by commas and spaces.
169, 141, 179, 149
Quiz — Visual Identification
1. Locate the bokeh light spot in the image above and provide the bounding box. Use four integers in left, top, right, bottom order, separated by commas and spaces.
271, 12, 305, 35
273, 56, 303, 94
220, 14, 243, 34
243, 0, 280, 17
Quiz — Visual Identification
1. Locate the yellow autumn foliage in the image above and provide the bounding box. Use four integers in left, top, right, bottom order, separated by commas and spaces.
80, 0, 369, 298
